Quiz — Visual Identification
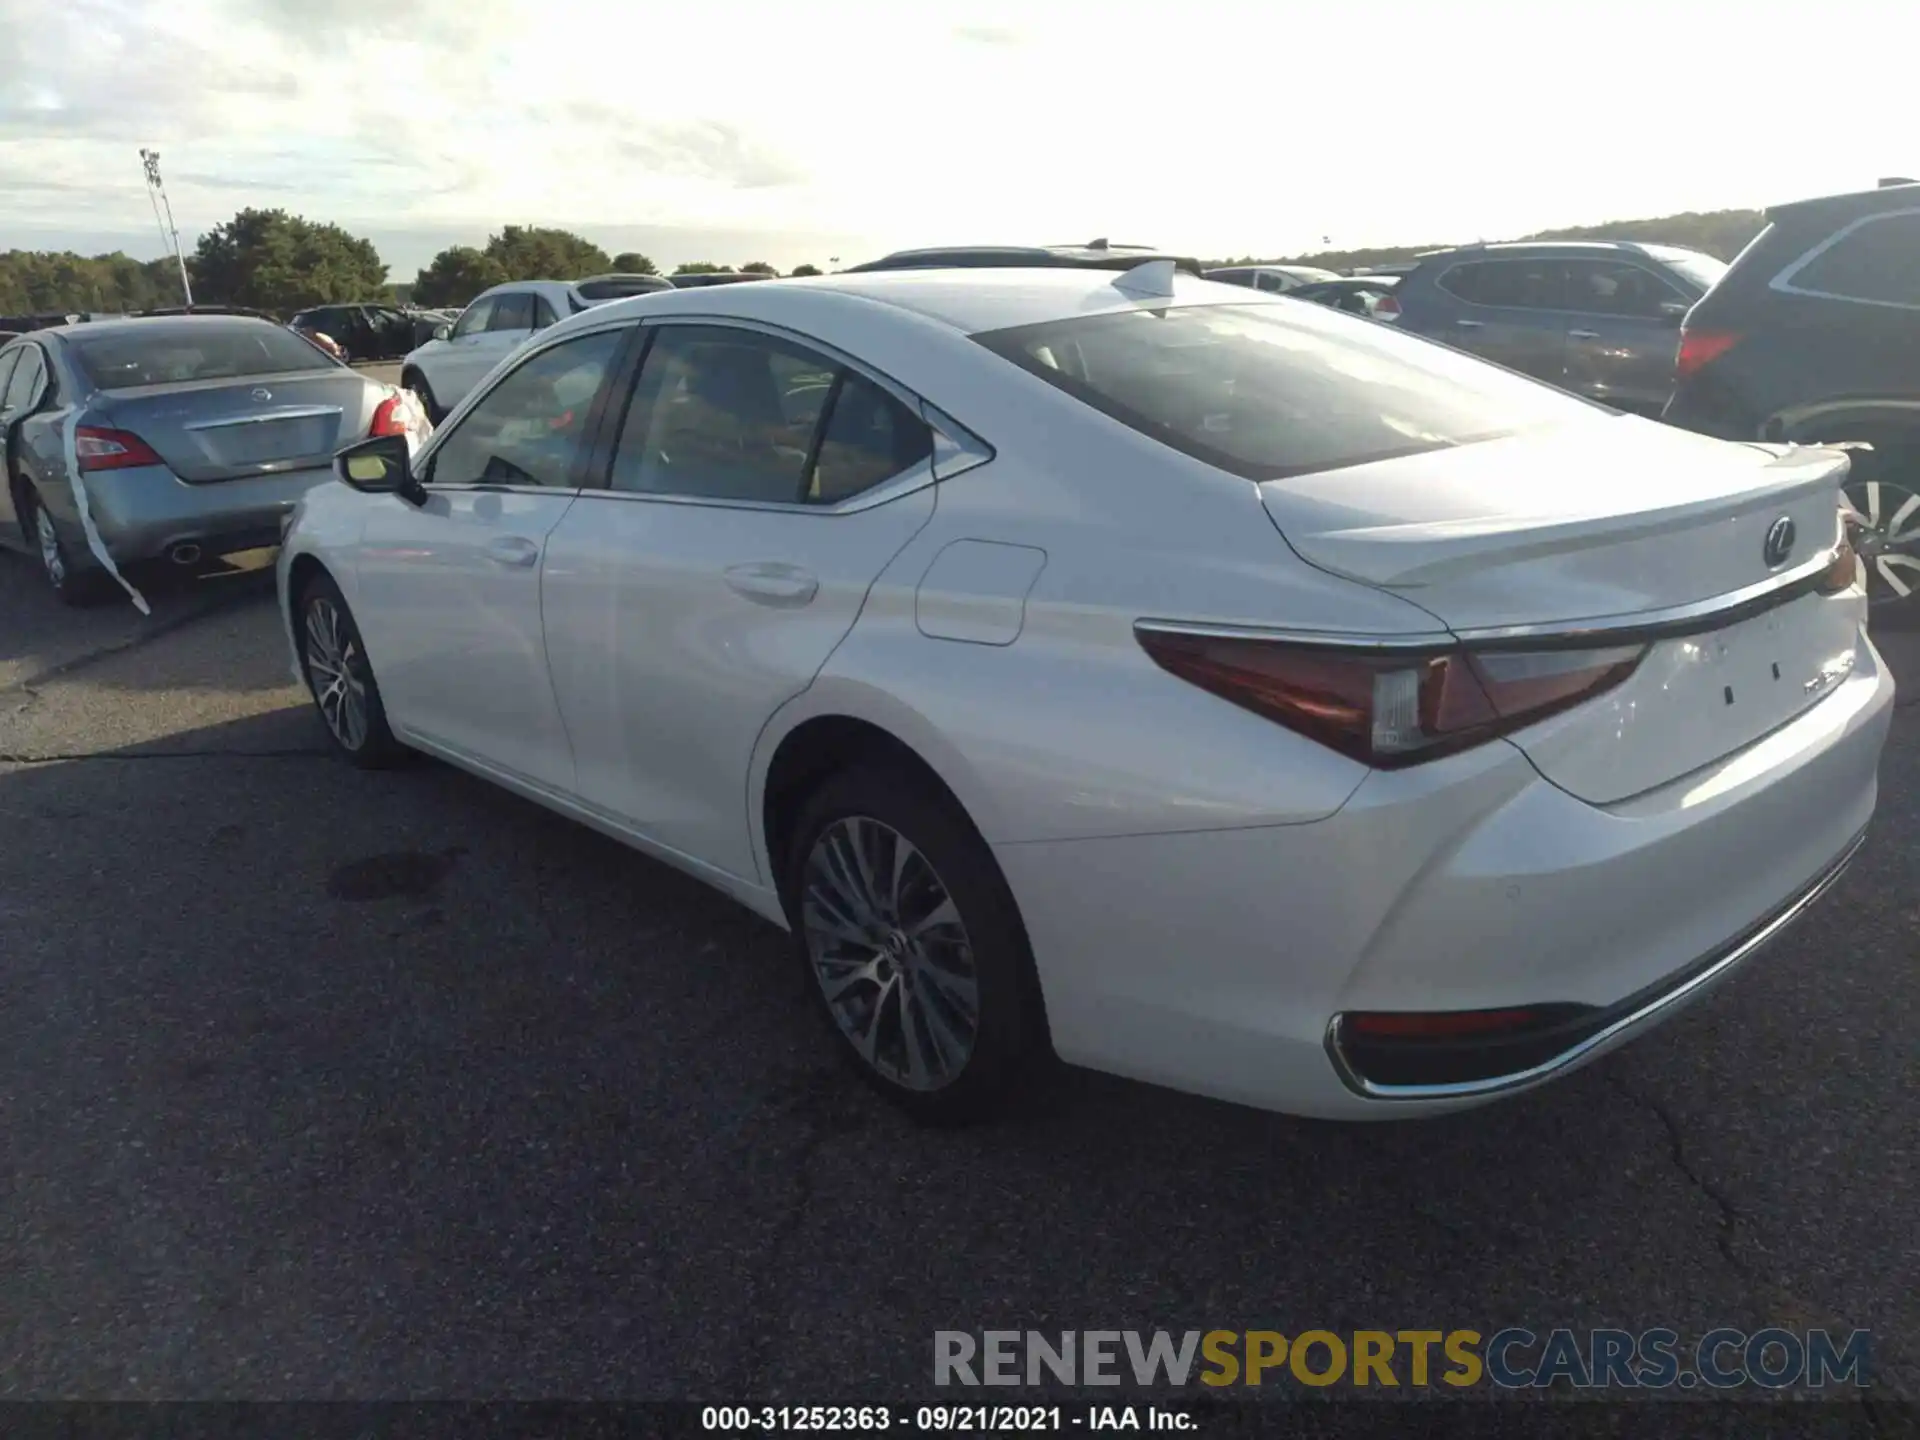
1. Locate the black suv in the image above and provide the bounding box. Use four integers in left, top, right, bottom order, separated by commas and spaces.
1663, 181, 1920, 611
844, 239, 1204, 276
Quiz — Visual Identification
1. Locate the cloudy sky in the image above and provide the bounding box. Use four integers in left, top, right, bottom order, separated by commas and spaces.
0, 0, 1909, 280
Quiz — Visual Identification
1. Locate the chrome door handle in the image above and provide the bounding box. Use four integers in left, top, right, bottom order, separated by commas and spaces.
485, 536, 540, 568
725, 562, 818, 607
1454, 318, 1484, 329
1568, 329, 1600, 340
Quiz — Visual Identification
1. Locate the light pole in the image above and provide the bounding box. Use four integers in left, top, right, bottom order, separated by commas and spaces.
140, 148, 193, 306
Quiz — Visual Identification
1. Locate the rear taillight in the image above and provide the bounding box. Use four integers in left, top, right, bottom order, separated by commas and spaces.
1818, 531, 1862, 595
73, 426, 163, 472
369, 396, 408, 437
1371, 294, 1402, 322
1675, 327, 1739, 378
1135, 628, 1646, 768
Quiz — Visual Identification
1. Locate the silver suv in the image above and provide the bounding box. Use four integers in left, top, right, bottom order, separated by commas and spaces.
1387, 241, 1728, 415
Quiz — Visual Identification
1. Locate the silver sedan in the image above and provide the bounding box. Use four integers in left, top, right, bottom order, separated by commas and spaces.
0, 315, 408, 605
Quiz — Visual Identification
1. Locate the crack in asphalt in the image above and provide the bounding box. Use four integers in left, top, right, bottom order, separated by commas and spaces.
0, 582, 271, 701
1603, 1069, 1752, 1283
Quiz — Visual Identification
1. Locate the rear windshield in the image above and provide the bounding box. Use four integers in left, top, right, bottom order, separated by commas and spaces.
974, 301, 1595, 480
1641, 245, 1730, 293
69, 323, 336, 388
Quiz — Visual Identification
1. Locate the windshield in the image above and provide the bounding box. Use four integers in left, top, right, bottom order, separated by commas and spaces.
1641, 245, 1730, 294
974, 301, 1597, 480
70, 322, 337, 388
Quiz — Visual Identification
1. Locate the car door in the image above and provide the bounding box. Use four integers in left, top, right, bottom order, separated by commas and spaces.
0, 344, 25, 540
540, 320, 939, 880
351, 324, 629, 794
429, 296, 500, 404
1560, 259, 1693, 413
1429, 258, 1572, 384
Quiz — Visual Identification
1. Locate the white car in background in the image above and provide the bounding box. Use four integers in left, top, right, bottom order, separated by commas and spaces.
1203, 263, 1343, 293
399, 274, 672, 420
280, 264, 1890, 1125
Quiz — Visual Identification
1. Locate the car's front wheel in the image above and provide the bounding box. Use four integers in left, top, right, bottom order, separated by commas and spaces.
783, 762, 1047, 1124
297, 572, 408, 768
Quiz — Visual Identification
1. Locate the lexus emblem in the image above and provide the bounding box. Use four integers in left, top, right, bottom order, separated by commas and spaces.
250, 387, 272, 402
1763, 515, 1796, 568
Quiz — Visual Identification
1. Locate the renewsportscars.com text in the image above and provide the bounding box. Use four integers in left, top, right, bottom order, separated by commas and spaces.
934, 1328, 1870, 1390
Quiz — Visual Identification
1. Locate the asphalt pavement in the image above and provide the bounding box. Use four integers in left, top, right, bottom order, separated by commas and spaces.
1, 551, 1915, 1405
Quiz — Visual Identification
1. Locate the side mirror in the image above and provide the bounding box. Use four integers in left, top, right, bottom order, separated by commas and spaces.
432, 324, 451, 342
335, 434, 426, 505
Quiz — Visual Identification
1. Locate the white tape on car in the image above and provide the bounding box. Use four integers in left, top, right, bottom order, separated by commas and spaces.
58, 408, 149, 615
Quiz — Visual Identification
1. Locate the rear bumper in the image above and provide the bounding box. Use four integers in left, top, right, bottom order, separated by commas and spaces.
76, 463, 337, 565
994, 630, 1893, 1120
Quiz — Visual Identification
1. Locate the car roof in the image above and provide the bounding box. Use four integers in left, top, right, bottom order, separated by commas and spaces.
560, 265, 1278, 340
1767, 180, 1920, 224
847, 243, 1204, 275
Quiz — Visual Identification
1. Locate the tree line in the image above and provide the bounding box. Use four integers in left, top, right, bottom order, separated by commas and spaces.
1, 203, 1768, 320
0, 208, 827, 319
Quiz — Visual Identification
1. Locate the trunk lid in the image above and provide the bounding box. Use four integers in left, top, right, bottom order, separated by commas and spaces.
1260, 419, 1861, 803
91, 370, 379, 483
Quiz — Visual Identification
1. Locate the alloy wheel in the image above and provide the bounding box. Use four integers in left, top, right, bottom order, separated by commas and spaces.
304, 595, 370, 751
34, 505, 65, 587
1843, 479, 1920, 605
800, 815, 981, 1092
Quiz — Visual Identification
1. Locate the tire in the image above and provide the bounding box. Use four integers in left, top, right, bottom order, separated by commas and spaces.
1836, 440, 1920, 625
295, 571, 409, 768
17, 484, 108, 607
403, 371, 441, 425
782, 761, 1047, 1124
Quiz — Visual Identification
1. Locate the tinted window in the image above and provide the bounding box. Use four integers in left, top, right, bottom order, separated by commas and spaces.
0, 349, 22, 406
1788, 212, 1920, 307
1640, 246, 1727, 294
809, 374, 933, 504
451, 299, 495, 338
1254, 272, 1286, 292
532, 296, 559, 329
68, 322, 335, 387
976, 302, 1593, 481
1564, 261, 1686, 318
608, 326, 835, 501
1438, 260, 1566, 309
489, 293, 536, 331
428, 329, 626, 489
4, 346, 46, 410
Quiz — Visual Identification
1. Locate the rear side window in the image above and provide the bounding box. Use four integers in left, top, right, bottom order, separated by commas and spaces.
68, 323, 334, 387
489, 293, 535, 331
1438, 260, 1567, 309
4, 346, 47, 409
1780, 211, 1920, 309
976, 301, 1594, 481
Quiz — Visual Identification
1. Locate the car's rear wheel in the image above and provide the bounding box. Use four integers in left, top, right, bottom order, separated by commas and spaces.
783, 762, 1046, 1125
297, 572, 408, 768
1839, 444, 1920, 617
18, 486, 106, 606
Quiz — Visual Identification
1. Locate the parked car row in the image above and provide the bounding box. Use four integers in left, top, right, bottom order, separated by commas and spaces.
276, 249, 1888, 1126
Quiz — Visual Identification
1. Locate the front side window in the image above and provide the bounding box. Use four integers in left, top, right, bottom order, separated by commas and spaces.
427, 328, 627, 489
976, 301, 1596, 481
0, 349, 22, 407
450, 298, 495, 338
68, 322, 335, 387
606, 325, 931, 504
1564, 261, 1686, 319
489, 293, 536, 332
1784, 212, 1920, 308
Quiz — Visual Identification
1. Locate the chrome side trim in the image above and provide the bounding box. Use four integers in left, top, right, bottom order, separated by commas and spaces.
1133, 619, 1455, 651
187, 405, 342, 430
1324, 827, 1869, 1102
1450, 545, 1844, 646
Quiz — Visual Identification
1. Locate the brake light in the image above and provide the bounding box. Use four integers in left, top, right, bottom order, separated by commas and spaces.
73, 426, 163, 471
369, 396, 408, 437
1135, 629, 1646, 768
1371, 293, 1402, 322
1675, 327, 1739, 378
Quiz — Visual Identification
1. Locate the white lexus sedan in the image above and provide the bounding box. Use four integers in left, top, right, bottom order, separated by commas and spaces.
278, 264, 1892, 1124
